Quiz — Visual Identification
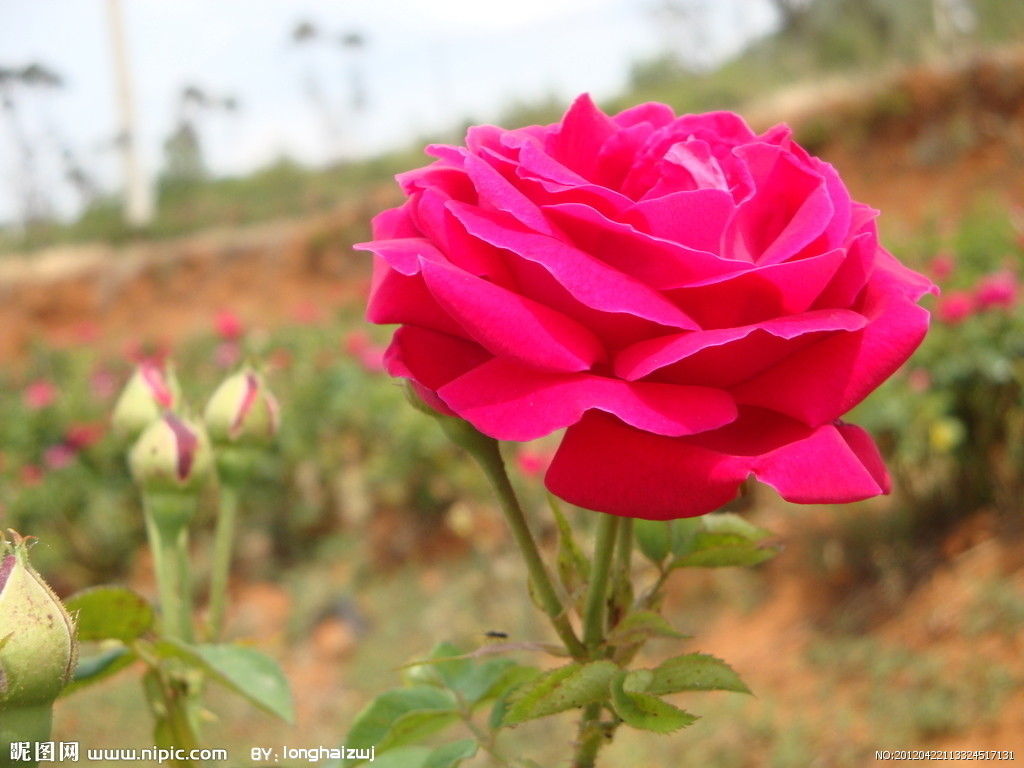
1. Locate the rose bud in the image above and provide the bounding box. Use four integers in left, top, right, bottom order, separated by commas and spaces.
204, 368, 280, 447
0, 531, 78, 747
129, 413, 214, 496
111, 362, 181, 441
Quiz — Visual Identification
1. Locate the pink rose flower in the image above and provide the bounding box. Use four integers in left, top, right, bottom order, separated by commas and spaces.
516, 449, 553, 478
214, 309, 245, 341
359, 96, 934, 519
973, 269, 1018, 311
937, 291, 975, 324
23, 379, 57, 410
928, 252, 955, 282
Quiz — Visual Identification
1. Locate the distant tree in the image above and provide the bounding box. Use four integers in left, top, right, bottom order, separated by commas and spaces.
160, 83, 238, 185
0, 62, 64, 227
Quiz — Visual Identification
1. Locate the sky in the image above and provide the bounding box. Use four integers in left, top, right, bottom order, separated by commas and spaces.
0, 0, 777, 224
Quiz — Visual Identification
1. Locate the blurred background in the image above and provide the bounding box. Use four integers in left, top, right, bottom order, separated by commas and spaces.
1, 0, 1023, 765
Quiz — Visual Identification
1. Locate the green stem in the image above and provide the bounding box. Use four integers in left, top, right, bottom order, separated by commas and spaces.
206, 484, 239, 641
572, 514, 620, 768
572, 703, 605, 768
0, 703, 52, 768
143, 493, 197, 642
581, 514, 619, 650
455, 429, 586, 659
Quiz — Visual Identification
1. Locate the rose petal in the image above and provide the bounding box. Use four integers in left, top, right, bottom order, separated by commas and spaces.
665, 246, 847, 328
385, 326, 491, 417
448, 202, 698, 330
750, 422, 887, 503
630, 188, 735, 252
438, 357, 736, 441
732, 271, 933, 425
545, 202, 744, 288
726, 143, 832, 264
545, 412, 747, 519
419, 257, 604, 372
615, 309, 868, 384
365, 257, 466, 337
547, 93, 617, 182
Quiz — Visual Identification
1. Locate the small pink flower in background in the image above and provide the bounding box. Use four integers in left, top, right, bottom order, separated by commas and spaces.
65, 422, 105, 450
937, 291, 975, 324
291, 301, 324, 325
517, 449, 553, 478
928, 252, 955, 282
974, 269, 1018, 311
23, 379, 57, 410
214, 309, 245, 341
43, 444, 76, 471
344, 330, 372, 356
73, 320, 101, 344
907, 368, 931, 393
344, 331, 387, 373
357, 347, 386, 373
214, 341, 242, 369
89, 367, 119, 401
20, 464, 44, 487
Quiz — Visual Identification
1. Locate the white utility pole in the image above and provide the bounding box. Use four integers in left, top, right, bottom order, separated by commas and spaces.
107, 0, 153, 226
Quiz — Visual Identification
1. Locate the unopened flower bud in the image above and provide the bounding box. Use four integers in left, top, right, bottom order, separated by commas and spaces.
0, 531, 77, 745
129, 414, 213, 496
203, 368, 280, 447
112, 362, 181, 441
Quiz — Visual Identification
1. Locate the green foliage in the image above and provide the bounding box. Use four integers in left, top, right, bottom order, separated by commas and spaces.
606, 611, 687, 646
65, 586, 153, 642
646, 654, 750, 696
158, 641, 295, 723
636, 514, 781, 570
609, 670, 698, 734
503, 661, 619, 725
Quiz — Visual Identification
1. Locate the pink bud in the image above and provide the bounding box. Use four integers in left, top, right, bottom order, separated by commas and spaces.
43, 444, 76, 471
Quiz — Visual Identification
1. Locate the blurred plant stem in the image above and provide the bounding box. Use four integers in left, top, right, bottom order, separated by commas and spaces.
206, 484, 239, 641
141, 494, 203, 765
142, 494, 195, 642
441, 417, 586, 659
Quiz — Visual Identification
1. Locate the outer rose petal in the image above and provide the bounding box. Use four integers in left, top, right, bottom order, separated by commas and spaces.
419, 257, 604, 372
438, 357, 736, 441
545, 412, 748, 520
732, 269, 934, 425
384, 326, 491, 417
750, 422, 888, 503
